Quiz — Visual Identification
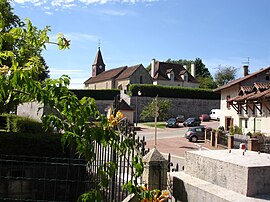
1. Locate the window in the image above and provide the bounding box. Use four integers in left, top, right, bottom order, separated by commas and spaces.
140, 76, 143, 84
266, 75, 270, 80
245, 119, 248, 128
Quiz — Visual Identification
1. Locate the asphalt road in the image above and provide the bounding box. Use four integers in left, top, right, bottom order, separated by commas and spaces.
136, 121, 220, 171
136, 120, 219, 141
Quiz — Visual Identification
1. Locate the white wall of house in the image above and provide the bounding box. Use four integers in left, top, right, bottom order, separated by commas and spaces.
116, 79, 130, 90
220, 85, 240, 129
220, 84, 270, 136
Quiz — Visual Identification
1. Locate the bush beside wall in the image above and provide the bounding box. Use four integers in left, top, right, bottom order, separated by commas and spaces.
129, 84, 220, 100
71, 89, 120, 100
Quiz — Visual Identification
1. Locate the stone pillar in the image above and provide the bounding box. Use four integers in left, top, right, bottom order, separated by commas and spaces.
248, 138, 259, 151
228, 135, 234, 149
142, 148, 168, 190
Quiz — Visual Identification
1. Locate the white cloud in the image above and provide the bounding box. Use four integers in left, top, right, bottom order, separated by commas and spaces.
101, 9, 126, 16
45, 11, 53, 15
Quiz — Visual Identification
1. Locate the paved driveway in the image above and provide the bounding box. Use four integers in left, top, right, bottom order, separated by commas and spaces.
136, 121, 220, 171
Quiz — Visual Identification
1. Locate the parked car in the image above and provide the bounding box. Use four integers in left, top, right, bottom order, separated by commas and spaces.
209, 109, 220, 121
183, 117, 201, 127
185, 126, 212, 142
166, 118, 180, 128
199, 114, 210, 122
176, 115, 185, 123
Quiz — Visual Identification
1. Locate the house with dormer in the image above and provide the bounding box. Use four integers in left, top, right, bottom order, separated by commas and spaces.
214, 65, 270, 135
150, 59, 199, 88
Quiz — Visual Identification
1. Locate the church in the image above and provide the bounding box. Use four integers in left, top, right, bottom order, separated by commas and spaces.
84, 48, 199, 90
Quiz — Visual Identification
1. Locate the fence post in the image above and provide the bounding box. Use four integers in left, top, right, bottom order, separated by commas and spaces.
215, 131, 219, 148
248, 138, 259, 151
142, 148, 168, 191
210, 131, 215, 147
228, 135, 234, 149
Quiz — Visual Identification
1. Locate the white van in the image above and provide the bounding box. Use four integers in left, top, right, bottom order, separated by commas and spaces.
209, 109, 220, 121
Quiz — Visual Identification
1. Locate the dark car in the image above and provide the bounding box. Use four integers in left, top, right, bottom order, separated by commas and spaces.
185, 126, 212, 142
199, 114, 210, 122
176, 115, 185, 123
166, 118, 180, 128
183, 117, 201, 127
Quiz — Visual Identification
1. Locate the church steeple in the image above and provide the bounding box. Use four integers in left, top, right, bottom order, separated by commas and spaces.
92, 43, 105, 77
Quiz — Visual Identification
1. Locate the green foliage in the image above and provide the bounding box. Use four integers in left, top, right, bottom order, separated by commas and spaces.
0, 2, 144, 201
230, 125, 242, 135
0, 131, 68, 157
140, 97, 171, 121
71, 89, 120, 100
0, 114, 44, 133
197, 76, 217, 89
214, 66, 237, 86
129, 84, 220, 100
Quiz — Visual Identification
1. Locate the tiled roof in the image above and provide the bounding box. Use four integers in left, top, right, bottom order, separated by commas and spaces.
93, 48, 105, 66
247, 88, 270, 101
116, 64, 142, 80
84, 66, 127, 84
153, 61, 198, 83
214, 66, 270, 92
252, 82, 270, 91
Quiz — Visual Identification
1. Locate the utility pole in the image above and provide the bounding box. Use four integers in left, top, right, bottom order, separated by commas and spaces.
152, 95, 159, 147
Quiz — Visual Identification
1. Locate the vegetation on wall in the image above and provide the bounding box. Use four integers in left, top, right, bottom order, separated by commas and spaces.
129, 84, 220, 100
71, 89, 120, 100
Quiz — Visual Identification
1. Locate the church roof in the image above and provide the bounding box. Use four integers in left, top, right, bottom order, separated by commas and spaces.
84, 66, 127, 84
116, 64, 143, 80
93, 48, 105, 66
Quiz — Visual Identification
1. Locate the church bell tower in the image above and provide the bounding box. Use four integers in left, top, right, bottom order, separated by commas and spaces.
92, 45, 105, 77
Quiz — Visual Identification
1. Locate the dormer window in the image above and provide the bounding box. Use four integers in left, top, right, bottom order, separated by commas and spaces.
167, 71, 174, 81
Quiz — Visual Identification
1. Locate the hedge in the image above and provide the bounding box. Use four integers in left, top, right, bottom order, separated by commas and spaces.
0, 114, 45, 133
71, 89, 120, 100
129, 84, 220, 100
0, 131, 69, 157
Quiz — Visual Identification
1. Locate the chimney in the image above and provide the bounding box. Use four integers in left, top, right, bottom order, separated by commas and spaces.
243, 65, 249, 77
191, 63, 196, 78
151, 59, 156, 78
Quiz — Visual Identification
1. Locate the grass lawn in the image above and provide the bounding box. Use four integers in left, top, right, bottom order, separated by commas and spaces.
142, 122, 166, 128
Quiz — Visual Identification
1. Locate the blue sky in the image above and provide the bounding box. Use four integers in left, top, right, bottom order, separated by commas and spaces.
12, 0, 270, 88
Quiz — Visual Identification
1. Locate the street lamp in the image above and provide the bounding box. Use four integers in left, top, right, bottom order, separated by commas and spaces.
136, 90, 141, 126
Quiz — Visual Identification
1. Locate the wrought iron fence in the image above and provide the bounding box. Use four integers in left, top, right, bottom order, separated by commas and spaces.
233, 134, 249, 149
0, 154, 87, 201
258, 136, 270, 154
218, 133, 228, 148
0, 120, 149, 201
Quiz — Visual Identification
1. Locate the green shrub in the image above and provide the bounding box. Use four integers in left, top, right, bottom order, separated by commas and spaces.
0, 114, 45, 133
0, 131, 69, 157
71, 89, 120, 100
129, 84, 220, 100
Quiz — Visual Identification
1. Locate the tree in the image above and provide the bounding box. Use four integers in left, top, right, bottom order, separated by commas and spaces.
214, 66, 237, 86
140, 98, 171, 121
0, 1, 144, 201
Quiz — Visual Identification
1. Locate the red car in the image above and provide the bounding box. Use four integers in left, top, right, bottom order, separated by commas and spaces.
199, 114, 210, 122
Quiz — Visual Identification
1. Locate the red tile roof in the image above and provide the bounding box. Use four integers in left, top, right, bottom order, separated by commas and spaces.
153, 61, 198, 83
116, 64, 142, 80
84, 66, 127, 84
214, 66, 270, 92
